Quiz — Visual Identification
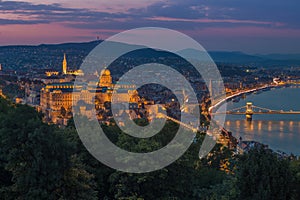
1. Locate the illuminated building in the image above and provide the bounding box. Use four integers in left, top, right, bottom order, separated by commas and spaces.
40, 82, 77, 122
63, 54, 84, 76
15, 97, 23, 104
0, 88, 4, 97
45, 54, 84, 77
45, 71, 59, 77
40, 68, 140, 124
99, 69, 112, 87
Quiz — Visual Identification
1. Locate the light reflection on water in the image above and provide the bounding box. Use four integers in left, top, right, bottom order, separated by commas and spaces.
225, 87, 300, 155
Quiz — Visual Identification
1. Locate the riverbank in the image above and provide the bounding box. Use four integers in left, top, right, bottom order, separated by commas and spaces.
224, 86, 300, 156
207, 84, 300, 156
209, 84, 275, 113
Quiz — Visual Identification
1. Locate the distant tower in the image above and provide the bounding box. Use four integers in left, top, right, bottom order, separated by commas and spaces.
209, 79, 213, 100
0, 64, 2, 71
62, 54, 67, 74
240, 82, 243, 89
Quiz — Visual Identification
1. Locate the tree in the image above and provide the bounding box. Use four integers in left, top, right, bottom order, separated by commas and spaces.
195, 177, 239, 200
64, 120, 115, 199
236, 147, 292, 200
0, 102, 97, 199
290, 158, 300, 200
107, 129, 227, 200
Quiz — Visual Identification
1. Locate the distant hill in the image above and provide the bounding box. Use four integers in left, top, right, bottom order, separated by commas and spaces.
0, 41, 299, 72
177, 49, 266, 64
257, 54, 300, 61
177, 48, 300, 67
209, 51, 266, 64
0, 41, 102, 71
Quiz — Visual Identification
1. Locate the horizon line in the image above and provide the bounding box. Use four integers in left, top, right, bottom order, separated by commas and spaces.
0, 40, 300, 55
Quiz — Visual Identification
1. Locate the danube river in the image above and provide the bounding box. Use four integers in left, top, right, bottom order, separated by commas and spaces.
224, 86, 300, 155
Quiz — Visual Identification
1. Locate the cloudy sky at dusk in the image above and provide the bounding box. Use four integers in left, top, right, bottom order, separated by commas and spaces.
0, 0, 300, 53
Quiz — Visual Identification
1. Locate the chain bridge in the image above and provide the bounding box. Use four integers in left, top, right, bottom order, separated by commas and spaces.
214, 102, 300, 120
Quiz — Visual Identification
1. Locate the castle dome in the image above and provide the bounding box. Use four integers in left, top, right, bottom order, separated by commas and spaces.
102, 69, 111, 76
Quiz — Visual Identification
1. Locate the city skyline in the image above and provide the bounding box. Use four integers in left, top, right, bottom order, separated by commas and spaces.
0, 0, 300, 54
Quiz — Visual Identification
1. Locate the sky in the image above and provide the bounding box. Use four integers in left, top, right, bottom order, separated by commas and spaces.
0, 0, 300, 53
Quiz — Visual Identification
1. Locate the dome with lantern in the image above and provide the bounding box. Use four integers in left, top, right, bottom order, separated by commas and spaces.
102, 68, 111, 76
99, 68, 112, 87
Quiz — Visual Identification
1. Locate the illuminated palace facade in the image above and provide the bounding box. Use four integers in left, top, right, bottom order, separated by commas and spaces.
40, 68, 140, 124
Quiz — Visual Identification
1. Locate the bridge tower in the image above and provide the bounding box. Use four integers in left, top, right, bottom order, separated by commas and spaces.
246, 102, 253, 121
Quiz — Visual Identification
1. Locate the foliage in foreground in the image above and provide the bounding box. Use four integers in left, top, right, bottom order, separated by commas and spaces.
0, 97, 299, 200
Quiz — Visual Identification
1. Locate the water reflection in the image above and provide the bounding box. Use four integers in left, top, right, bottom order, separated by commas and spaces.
289, 121, 294, 132
258, 120, 262, 132
225, 87, 300, 155
225, 120, 300, 154
268, 121, 272, 132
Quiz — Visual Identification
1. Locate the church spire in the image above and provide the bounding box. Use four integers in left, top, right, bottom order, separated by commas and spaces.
62, 53, 67, 74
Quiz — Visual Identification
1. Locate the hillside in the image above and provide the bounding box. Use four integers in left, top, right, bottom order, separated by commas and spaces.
0, 41, 300, 72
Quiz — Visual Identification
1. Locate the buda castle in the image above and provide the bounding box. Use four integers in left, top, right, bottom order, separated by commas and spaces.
40, 63, 142, 124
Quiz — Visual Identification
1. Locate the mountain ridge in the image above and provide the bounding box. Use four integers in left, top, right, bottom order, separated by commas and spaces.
0, 41, 299, 70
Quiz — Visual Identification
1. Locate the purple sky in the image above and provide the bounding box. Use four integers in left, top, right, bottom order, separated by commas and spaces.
0, 0, 300, 53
